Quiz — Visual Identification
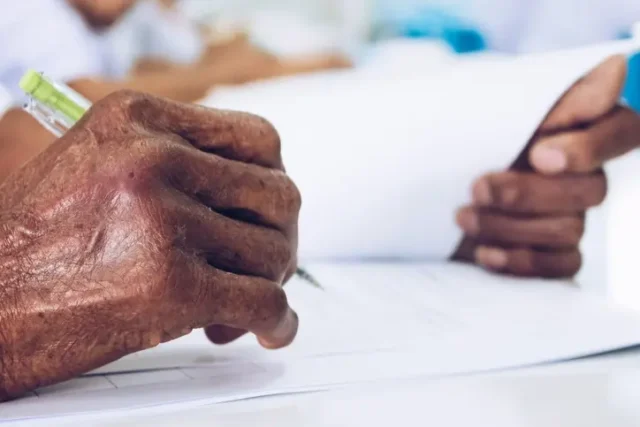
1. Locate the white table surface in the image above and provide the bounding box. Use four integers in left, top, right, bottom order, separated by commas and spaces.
17, 347, 638, 427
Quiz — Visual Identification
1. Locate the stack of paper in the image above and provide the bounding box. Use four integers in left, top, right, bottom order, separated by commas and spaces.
4, 263, 640, 422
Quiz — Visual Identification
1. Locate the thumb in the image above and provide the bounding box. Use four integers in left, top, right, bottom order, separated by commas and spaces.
530, 55, 628, 174
538, 54, 628, 133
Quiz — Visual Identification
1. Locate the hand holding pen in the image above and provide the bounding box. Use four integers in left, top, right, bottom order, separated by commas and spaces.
19, 70, 321, 290
0, 86, 307, 398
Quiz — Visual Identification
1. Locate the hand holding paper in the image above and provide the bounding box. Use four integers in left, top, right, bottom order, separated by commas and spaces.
455, 55, 631, 277
204, 39, 640, 265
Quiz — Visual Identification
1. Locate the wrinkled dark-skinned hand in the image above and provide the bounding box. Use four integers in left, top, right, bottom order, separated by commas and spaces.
0, 90, 300, 400
454, 54, 640, 278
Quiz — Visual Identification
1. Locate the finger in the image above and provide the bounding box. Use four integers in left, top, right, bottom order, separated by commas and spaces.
474, 246, 581, 278
203, 239, 299, 346
539, 55, 627, 132
187, 259, 298, 350
98, 90, 284, 169
165, 190, 293, 283
166, 142, 301, 232
456, 207, 584, 248
471, 171, 607, 214
204, 325, 247, 345
531, 106, 640, 174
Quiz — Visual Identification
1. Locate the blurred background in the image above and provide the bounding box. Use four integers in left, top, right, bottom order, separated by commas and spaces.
108, 0, 640, 108
3, 0, 640, 308
170, 0, 640, 308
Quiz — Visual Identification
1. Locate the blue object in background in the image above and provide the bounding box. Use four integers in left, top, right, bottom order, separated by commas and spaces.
624, 52, 640, 114
375, 2, 487, 54
401, 8, 486, 53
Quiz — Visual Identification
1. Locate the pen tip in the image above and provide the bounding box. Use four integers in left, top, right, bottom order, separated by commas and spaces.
296, 267, 323, 290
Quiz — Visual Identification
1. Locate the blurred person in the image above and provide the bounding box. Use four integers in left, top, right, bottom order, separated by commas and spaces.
0, 1, 350, 103
0, 89, 301, 400
0, 0, 349, 176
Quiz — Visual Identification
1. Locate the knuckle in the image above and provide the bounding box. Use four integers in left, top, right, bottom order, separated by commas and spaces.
103, 89, 143, 108
85, 90, 148, 141
567, 251, 583, 276
241, 277, 290, 331
524, 250, 552, 277
563, 173, 607, 210
549, 250, 583, 278
264, 233, 294, 279
254, 115, 281, 148
590, 173, 608, 206
535, 250, 582, 279
559, 217, 585, 246
570, 134, 598, 171
503, 249, 537, 277
260, 285, 289, 324
246, 114, 282, 164
520, 250, 538, 274
491, 174, 525, 209
280, 175, 302, 215
92, 89, 142, 119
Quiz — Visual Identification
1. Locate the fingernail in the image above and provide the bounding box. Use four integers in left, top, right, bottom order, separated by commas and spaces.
274, 309, 298, 339
472, 179, 493, 206
456, 209, 479, 235
258, 308, 298, 350
475, 247, 508, 269
531, 145, 568, 174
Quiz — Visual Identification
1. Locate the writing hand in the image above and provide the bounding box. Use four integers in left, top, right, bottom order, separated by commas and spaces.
0, 90, 300, 399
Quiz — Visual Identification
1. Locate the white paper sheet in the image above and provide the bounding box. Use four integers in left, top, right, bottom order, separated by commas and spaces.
203, 39, 640, 260
5, 263, 640, 422
4, 41, 640, 423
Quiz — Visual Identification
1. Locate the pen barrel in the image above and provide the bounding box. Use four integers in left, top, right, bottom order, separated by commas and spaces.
20, 70, 90, 124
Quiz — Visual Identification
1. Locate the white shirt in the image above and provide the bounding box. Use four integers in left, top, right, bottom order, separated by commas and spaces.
0, 0, 203, 103
0, 1, 103, 101
102, 0, 204, 77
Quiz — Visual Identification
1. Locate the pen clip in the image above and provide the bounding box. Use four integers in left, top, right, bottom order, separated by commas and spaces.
23, 96, 73, 138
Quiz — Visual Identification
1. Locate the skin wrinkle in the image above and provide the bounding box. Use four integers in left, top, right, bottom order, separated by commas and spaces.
0, 91, 301, 400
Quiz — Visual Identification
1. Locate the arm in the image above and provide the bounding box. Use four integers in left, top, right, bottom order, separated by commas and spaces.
71, 50, 352, 104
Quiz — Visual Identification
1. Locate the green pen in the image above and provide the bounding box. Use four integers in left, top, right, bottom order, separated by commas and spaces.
19, 69, 322, 290
19, 69, 91, 138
